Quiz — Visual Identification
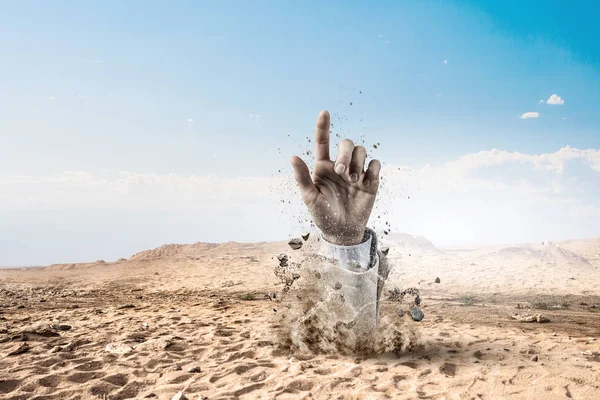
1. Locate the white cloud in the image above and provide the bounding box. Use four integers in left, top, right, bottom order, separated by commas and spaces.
539, 99, 544, 104
546, 94, 564, 105
48, 97, 56, 101
519, 112, 540, 119
78, 94, 85, 98
562, 117, 567, 120
186, 118, 194, 123
2, 146, 599, 264
443, 60, 448, 64
377, 34, 384, 38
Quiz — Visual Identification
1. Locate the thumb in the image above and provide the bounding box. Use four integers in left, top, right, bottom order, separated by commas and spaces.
290, 156, 318, 204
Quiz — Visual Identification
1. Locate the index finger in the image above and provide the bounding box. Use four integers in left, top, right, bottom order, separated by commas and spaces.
314, 110, 331, 161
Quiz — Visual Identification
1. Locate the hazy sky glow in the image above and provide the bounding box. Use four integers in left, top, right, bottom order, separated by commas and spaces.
1, 1, 599, 265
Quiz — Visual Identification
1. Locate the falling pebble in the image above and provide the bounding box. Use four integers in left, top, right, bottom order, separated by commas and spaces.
380, 246, 390, 256
301, 232, 310, 241
410, 307, 424, 322
334, 282, 342, 290
396, 308, 405, 318
435, 277, 441, 283
288, 238, 303, 250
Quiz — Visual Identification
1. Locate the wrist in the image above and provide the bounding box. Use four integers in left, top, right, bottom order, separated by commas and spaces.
322, 230, 366, 246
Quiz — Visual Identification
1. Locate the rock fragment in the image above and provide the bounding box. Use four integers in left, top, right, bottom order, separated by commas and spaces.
6, 342, 29, 356
63, 341, 78, 351
435, 277, 441, 283
511, 313, 550, 323
117, 304, 135, 310
288, 238, 303, 250
301, 232, 310, 241
410, 307, 424, 322
536, 314, 550, 323
135, 336, 173, 351
172, 392, 188, 400
531, 355, 538, 362
396, 308, 405, 317
380, 247, 390, 256
277, 253, 288, 267
50, 324, 72, 331
188, 366, 201, 373
105, 342, 134, 355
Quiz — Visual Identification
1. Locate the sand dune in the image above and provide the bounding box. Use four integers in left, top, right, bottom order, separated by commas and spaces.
1, 234, 600, 399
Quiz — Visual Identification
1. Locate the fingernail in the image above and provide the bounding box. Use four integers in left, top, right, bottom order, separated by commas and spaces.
335, 164, 346, 174
364, 180, 371, 188
350, 173, 358, 182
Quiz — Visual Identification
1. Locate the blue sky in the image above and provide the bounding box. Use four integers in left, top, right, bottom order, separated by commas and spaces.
1, 1, 599, 265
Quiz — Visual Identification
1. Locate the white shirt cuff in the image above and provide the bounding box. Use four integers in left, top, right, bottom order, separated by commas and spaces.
320, 230, 374, 272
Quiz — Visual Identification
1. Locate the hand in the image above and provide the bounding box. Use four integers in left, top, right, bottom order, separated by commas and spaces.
291, 110, 381, 246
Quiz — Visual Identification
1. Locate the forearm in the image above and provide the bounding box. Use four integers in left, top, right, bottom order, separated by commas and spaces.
319, 228, 390, 334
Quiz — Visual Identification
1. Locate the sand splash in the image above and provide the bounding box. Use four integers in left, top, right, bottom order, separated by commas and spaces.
273, 249, 418, 356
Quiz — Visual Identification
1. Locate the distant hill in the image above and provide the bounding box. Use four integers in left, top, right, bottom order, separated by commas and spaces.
383, 232, 440, 253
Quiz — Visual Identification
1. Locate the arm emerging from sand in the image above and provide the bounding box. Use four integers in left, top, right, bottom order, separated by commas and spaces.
291, 111, 390, 332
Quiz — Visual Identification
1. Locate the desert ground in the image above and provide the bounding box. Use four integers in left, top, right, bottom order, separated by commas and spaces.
1, 233, 600, 400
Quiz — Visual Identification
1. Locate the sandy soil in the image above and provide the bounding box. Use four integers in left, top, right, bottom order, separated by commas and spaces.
1, 234, 600, 399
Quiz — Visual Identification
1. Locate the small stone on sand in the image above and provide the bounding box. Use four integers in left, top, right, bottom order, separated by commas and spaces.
396, 308, 405, 317
511, 313, 550, 323
50, 324, 71, 331
531, 355, 538, 362
6, 342, 29, 356
49, 345, 62, 353
172, 392, 188, 400
105, 342, 134, 355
